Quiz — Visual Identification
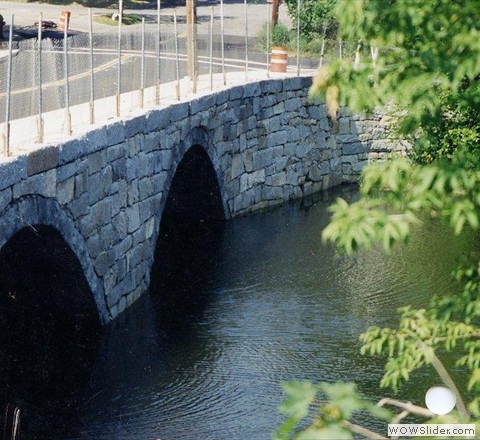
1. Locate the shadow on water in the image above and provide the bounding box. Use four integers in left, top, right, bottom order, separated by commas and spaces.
0, 225, 103, 439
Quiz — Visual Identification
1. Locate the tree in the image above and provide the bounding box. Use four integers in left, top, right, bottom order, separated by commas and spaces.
284, 0, 337, 40
276, 1, 480, 437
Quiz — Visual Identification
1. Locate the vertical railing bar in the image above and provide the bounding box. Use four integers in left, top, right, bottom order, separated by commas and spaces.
209, 6, 214, 90
244, 0, 248, 81
174, 9, 180, 100
266, 1, 270, 77
354, 39, 361, 69
37, 13, 44, 144
4, 14, 14, 156
89, 8, 95, 124
192, 0, 198, 94
140, 17, 145, 108
220, 0, 226, 85
296, 0, 301, 76
156, 0, 161, 105
319, 24, 326, 68
116, 0, 123, 117
64, 24, 72, 135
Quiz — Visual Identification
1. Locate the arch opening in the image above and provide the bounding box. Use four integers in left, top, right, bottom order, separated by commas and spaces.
150, 144, 225, 326
0, 225, 102, 436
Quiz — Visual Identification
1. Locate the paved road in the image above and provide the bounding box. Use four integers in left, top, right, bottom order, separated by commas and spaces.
0, 0, 292, 37
0, 1, 318, 124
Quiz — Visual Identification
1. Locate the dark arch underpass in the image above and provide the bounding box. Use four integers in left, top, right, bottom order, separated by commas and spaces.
150, 144, 226, 326
0, 225, 102, 436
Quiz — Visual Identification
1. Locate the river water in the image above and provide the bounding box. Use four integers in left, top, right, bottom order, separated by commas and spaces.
0, 186, 477, 439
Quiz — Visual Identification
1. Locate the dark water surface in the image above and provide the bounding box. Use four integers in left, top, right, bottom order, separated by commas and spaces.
0, 187, 477, 439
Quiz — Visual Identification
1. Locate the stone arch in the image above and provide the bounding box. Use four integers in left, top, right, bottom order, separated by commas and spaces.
0, 195, 109, 324
169, 126, 229, 219
149, 127, 226, 310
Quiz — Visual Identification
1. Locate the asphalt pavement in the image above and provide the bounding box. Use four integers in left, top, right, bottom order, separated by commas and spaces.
0, 0, 292, 37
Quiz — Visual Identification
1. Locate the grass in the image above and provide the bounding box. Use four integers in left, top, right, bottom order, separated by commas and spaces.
94, 13, 143, 26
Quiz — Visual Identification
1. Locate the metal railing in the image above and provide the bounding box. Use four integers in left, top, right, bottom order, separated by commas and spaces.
0, 3, 380, 156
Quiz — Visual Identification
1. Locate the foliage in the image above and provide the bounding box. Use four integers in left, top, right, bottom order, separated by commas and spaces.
276, 0, 480, 438
284, 0, 338, 41
274, 382, 392, 440
409, 83, 480, 166
257, 22, 292, 51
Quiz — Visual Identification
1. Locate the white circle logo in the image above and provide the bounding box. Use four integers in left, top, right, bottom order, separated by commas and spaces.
425, 385, 456, 415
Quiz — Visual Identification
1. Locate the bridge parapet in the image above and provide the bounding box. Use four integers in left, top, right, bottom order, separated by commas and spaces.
0, 76, 404, 322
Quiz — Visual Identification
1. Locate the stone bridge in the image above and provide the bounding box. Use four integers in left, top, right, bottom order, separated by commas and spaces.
0, 76, 400, 323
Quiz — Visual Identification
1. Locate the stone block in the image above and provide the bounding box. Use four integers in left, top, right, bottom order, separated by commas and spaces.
230, 86, 243, 100
145, 109, 169, 133
273, 102, 285, 115
56, 162, 77, 183
56, 176, 75, 205
262, 186, 283, 200
27, 145, 59, 176
13, 169, 56, 199
266, 131, 287, 149
190, 94, 217, 114
0, 188, 12, 213
231, 155, 245, 180
106, 121, 125, 146
270, 172, 287, 186
59, 138, 88, 164
0, 155, 27, 191
127, 204, 141, 233
88, 167, 113, 205
67, 192, 88, 219
168, 102, 189, 123
259, 79, 283, 94
112, 211, 128, 237
112, 157, 127, 181
85, 127, 108, 154
154, 150, 173, 172
94, 251, 113, 277
343, 142, 366, 155
252, 149, 273, 170
88, 150, 106, 175
138, 177, 154, 201
124, 115, 146, 138
285, 98, 302, 112
243, 82, 261, 98
339, 118, 351, 134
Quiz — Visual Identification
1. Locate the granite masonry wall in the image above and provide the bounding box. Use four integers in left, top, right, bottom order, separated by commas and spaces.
0, 76, 403, 323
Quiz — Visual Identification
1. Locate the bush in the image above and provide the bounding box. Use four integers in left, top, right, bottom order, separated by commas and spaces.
256, 22, 292, 52
284, 0, 338, 41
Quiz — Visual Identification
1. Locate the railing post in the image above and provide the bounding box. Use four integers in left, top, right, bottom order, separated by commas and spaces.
266, 0, 270, 77
3, 14, 14, 156
37, 13, 44, 144
156, 0, 161, 105
244, 0, 248, 81
174, 9, 180, 100
209, 6, 214, 91
139, 17, 145, 108
89, 8, 95, 124
116, 0, 123, 117
220, 0, 226, 85
319, 24, 326, 68
296, 0, 301, 76
64, 24, 72, 135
